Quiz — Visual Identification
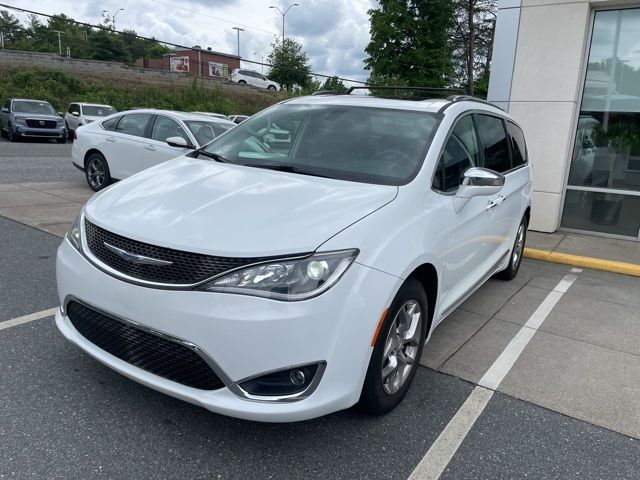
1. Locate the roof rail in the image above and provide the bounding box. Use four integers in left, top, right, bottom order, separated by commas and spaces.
445, 95, 504, 111
347, 86, 465, 96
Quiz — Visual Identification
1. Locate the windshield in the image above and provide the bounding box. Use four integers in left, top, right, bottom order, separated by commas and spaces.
82, 105, 116, 116
185, 120, 234, 146
13, 101, 56, 115
201, 104, 439, 185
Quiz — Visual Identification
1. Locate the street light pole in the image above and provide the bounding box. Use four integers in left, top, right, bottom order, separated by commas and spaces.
254, 52, 266, 74
269, 3, 299, 44
102, 8, 124, 31
232, 27, 244, 58
52, 30, 64, 55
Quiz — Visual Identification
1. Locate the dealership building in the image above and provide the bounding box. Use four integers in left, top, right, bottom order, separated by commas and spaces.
488, 0, 640, 240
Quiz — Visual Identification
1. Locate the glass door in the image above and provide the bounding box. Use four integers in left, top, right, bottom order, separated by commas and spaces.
561, 8, 640, 239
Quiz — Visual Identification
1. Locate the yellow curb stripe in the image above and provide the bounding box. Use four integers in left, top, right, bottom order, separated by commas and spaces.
524, 247, 640, 277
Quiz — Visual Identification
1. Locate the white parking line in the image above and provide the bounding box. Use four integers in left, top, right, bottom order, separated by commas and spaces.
0, 308, 58, 331
409, 273, 578, 480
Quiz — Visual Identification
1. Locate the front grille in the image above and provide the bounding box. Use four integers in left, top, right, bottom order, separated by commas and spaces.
66, 301, 224, 390
85, 219, 268, 285
26, 119, 57, 128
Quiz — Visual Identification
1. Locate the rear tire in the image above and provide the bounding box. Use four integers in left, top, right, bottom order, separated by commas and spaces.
360, 278, 428, 415
268, 85, 277, 91
85, 152, 111, 191
495, 215, 528, 280
238, 80, 247, 85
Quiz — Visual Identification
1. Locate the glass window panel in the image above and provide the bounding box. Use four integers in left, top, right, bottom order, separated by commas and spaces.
561, 190, 640, 237
506, 121, 527, 167
566, 8, 640, 193
151, 116, 189, 143
475, 114, 511, 173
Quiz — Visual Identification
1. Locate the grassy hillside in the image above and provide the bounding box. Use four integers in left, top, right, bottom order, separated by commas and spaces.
0, 67, 282, 115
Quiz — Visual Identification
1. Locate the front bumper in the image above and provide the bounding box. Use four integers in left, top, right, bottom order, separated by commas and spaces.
55, 238, 399, 422
14, 124, 65, 138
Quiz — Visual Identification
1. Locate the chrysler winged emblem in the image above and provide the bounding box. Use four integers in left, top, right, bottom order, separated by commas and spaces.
103, 242, 173, 266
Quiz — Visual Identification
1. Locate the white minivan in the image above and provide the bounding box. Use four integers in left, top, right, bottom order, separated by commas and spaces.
56, 93, 531, 422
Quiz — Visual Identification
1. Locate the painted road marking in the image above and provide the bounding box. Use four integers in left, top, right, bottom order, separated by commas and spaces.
409, 273, 578, 480
0, 308, 58, 331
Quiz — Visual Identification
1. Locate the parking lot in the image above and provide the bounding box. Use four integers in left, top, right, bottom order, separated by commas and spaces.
1, 138, 639, 479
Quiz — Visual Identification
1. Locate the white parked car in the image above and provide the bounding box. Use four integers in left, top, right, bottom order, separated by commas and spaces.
231, 69, 280, 91
65, 103, 117, 139
56, 94, 531, 422
72, 109, 236, 191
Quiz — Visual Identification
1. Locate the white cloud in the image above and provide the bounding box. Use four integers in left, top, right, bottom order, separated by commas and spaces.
7, 0, 376, 82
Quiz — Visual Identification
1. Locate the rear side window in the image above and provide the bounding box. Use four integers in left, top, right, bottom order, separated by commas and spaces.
475, 114, 511, 173
433, 116, 480, 193
506, 122, 527, 167
115, 114, 152, 137
101, 116, 120, 131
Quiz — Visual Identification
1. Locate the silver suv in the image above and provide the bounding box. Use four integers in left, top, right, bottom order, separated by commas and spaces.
0, 98, 66, 143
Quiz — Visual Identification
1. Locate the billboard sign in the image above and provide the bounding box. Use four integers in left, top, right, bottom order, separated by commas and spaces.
208, 62, 229, 78
170, 56, 190, 72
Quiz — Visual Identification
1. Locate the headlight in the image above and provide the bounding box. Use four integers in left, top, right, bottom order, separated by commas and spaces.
13, 117, 26, 124
57, 120, 65, 127
197, 249, 358, 301
67, 211, 83, 251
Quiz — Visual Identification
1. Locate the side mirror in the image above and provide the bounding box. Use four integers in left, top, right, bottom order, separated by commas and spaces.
57, 111, 64, 116
71, 111, 80, 117
1, 108, 8, 113
454, 167, 505, 212
166, 136, 194, 149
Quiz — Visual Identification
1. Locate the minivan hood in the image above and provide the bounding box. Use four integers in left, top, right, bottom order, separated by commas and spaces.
85, 157, 397, 257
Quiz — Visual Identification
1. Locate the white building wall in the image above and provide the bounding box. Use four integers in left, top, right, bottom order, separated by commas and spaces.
488, 0, 619, 232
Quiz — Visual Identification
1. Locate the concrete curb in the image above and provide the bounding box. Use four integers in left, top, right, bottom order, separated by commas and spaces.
524, 247, 640, 277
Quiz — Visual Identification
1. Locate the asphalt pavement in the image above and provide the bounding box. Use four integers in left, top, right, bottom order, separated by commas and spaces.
1, 140, 639, 479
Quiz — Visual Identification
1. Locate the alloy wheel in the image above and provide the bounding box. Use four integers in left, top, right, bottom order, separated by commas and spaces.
381, 300, 422, 395
87, 158, 105, 189
512, 223, 525, 267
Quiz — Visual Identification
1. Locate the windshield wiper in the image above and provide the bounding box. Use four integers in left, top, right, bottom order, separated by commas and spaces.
243, 163, 333, 179
193, 150, 235, 163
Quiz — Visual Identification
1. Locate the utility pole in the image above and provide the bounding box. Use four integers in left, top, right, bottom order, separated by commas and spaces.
254, 52, 266, 74
232, 27, 244, 58
269, 3, 299, 44
0, 31, 4, 51
102, 8, 124, 31
52, 30, 64, 55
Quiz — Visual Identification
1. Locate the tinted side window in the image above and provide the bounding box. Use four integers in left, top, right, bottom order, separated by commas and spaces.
506, 122, 527, 167
115, 114, 151, 137
101, 116, 120, 131
475, 114, 511, 173
434, 116, 480, 193
151, 116, 189, 143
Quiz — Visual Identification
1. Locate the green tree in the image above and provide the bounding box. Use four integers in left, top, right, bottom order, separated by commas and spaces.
267, 38, 312, 92
321, 76, 347, 93
0, 10, 26, 46
364, 0, 454, 88
450, 0, 496, 96
91, 29, 130, 63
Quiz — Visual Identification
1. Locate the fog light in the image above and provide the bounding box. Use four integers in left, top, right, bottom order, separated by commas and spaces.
290, 369, 305, 386
239, 363, 322, 397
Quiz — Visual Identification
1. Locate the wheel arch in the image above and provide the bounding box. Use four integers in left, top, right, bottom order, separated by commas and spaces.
84, 148, 105, 167
406, 263, 438, 336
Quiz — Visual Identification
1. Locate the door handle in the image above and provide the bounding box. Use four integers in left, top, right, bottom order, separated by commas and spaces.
106, 136, 116, 142
144, 145, 156, 151
486, 195, 505, 210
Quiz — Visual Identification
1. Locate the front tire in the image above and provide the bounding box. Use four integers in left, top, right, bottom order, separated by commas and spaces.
268, 85, 277, 91
495, 215, 528, 280
360, 278, 428, 415
238, 80, 247, 85
8, 124, 18, 142
85, 152, 111, 191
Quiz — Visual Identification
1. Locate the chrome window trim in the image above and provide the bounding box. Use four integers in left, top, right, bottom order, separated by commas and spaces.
62, 294, 234, 388
227, 362, 327, 403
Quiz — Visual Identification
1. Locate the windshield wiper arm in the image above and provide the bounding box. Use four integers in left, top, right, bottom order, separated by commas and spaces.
193, 150, 235, 163
243, 163, 332, 179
